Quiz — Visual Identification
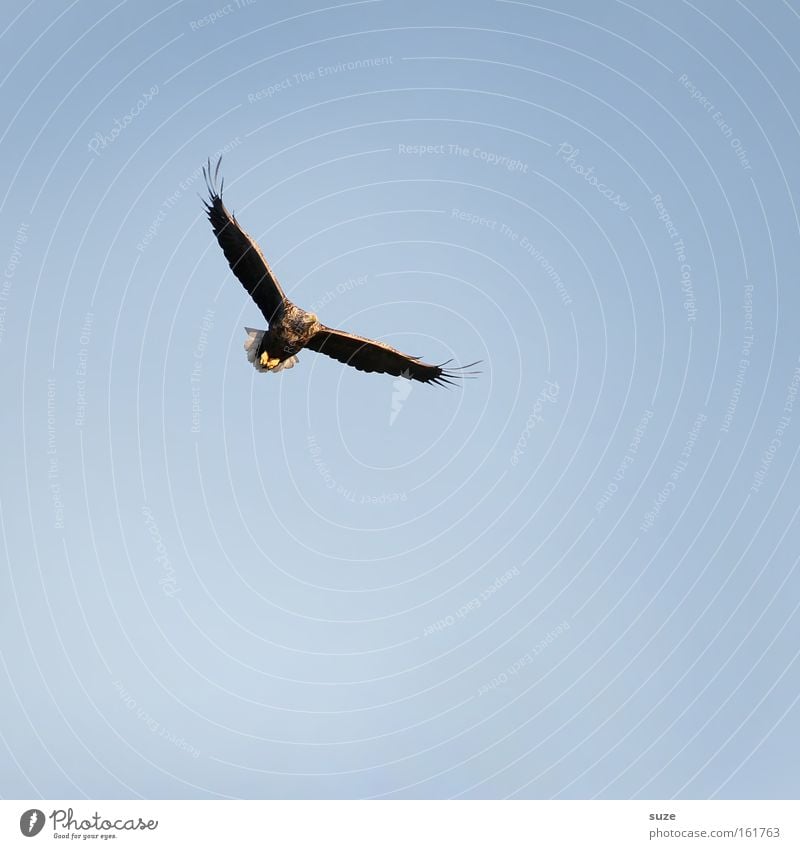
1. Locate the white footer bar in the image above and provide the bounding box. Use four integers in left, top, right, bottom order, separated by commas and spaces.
3, 800, 797, 848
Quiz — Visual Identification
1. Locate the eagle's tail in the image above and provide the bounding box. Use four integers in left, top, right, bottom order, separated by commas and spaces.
243, 327, 265, 368
244, 328, 298, 373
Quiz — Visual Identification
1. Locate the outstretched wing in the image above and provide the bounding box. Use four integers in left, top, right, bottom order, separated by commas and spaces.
305, 325, 480, 386
202, 158, 286, 323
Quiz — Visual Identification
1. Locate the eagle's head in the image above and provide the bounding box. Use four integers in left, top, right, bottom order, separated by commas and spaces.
302, 311, 320, 338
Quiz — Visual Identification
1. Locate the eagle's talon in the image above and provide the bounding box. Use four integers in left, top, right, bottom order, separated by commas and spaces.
259, 352, 281, 370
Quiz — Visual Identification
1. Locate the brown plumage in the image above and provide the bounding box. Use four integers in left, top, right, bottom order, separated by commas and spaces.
202, 158, 480, 386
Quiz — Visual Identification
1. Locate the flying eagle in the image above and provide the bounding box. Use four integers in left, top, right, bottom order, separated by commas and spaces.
202, 159, 479, 386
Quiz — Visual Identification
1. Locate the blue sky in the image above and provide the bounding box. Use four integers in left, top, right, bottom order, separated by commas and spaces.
1, 0, 799, 799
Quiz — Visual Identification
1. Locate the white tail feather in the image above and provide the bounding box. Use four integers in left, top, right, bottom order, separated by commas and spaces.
244, 327, 266, 370
243, 327, 298, 373
271, 356, 298, 372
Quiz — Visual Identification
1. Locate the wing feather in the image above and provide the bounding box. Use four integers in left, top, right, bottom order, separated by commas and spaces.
202, 158, 286, 323
305, 325, 480, 386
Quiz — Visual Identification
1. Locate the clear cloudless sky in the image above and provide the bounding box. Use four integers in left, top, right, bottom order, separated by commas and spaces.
1, 0, 799, 800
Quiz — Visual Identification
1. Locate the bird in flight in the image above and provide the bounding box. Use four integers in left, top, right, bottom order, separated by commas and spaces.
202, 159, 479, 386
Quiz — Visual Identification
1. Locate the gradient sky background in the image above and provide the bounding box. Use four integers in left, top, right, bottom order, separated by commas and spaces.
1, 0, 799, 800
